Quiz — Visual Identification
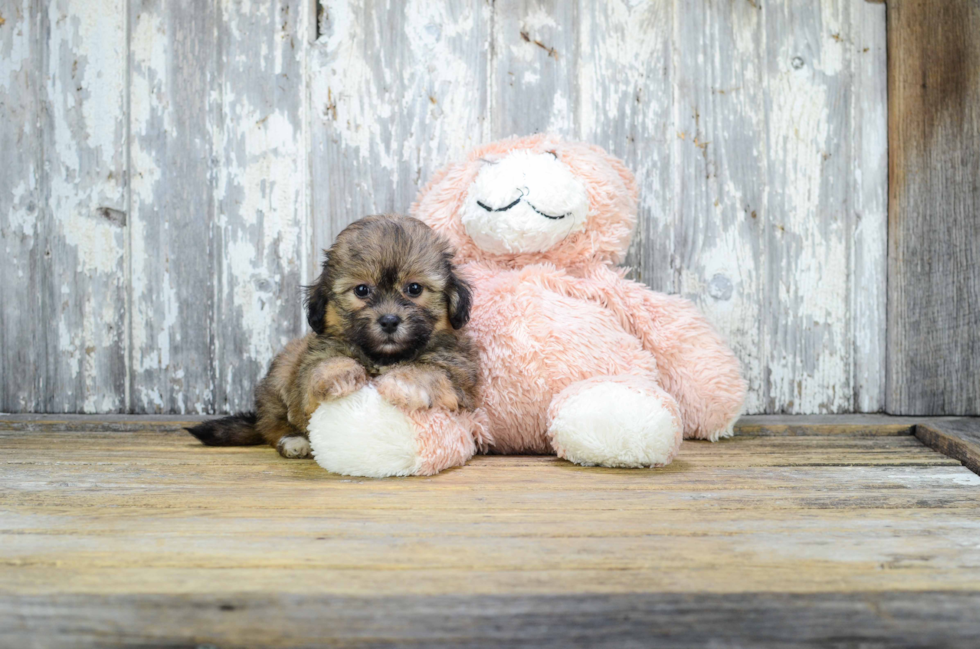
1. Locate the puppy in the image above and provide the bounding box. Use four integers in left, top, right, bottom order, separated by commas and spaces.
187, 214, 479, 459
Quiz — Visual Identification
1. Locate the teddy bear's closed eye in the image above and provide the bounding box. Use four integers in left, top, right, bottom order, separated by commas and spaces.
476, 193, 569, 220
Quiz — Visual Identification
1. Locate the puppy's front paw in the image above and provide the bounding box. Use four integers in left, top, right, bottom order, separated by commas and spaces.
375, 367, 458, 412
376, 372, 432, 411
277, 435, 312, 459
306, 357, 368, 413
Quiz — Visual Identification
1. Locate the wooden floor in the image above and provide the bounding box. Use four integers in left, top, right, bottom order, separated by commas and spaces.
2, 415, 980, 648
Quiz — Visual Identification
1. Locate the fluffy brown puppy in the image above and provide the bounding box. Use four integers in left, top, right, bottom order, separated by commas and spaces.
187, 214, 478, 459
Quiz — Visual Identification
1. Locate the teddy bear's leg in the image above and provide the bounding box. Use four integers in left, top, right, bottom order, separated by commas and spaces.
546, 375, 683, 468
307, 386, 485, 477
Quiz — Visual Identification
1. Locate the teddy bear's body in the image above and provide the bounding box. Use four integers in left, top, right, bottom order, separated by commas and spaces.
462, 261, 659, 454
309, 136, 746, 476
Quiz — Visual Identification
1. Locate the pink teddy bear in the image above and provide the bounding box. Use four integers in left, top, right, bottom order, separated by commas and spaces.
309, 136, 744, 477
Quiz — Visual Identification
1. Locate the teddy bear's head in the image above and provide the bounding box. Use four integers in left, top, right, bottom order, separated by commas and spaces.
411, 135, 638, 268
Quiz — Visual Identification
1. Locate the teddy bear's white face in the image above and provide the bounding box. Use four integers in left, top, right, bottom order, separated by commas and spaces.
461, 150, 589, 255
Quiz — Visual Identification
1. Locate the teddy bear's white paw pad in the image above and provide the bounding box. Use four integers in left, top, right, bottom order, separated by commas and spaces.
277, 435, 312, 459
549, 382, 680, 468
308, 386, 422, 477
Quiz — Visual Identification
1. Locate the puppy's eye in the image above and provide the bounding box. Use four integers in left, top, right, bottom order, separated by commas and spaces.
353, 284, 371, 298
405, 283, 423, 297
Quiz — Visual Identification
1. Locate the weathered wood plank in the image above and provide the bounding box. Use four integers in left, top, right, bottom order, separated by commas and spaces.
128, 0, 217, 414
0, 436, 961, 474
735, 414, 917, 436
1, 428, 979, 649
670, 0, 767, 413
0, 413, 938, 435
3, 591, 979, 649
5, 0, 892, 416
518, 1, 886, 415
0, 413, 208, 432
491, 0, 577, 138
309, 0, 490, 260
575, 0, 673, 309
886, 0, 980, 415
211, 0, 309, 412
2, 431, 978, 648
39, 1, 129, 412
1, 433, 978, 584
916, 419, 980, 475
763, 0, 852, 413
848, 0, 888, 412
0, 0, 42, 412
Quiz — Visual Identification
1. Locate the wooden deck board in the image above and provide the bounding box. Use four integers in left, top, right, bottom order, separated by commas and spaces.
916, 419, 980, 475
1, 418, 979, 646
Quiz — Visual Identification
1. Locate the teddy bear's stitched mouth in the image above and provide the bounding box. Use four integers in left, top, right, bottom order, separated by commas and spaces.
475, 197, 568, 220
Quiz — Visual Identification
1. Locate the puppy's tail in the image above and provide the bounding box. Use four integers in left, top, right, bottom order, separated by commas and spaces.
185, 412, 264, 446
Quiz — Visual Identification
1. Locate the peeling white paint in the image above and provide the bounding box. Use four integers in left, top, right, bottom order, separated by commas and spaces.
6, 179, 37, 235
888, 471, 980, 487
312, 2, 394, 166
765, 8, 852, 413
848, 0, 888, 413
30, 0, 129, 410
310, 0, 489, 263
3, 0, 888, 415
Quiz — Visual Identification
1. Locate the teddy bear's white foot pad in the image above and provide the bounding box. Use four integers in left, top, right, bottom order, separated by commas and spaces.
548, 381, 681, 468
308, 386, 422, 478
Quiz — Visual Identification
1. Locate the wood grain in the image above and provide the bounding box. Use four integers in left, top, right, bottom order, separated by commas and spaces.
849, 0, 888, 412
128, 0, 217, 414
0, 412, 933, 436
40, 1, 129, 414
2, 1, 893, 415
886, 0, 980, 415
492, 0, 578, 138
764, 0, 849, 413
128, 1, 310, 414
670, 0, 767, 412
491, 0, 887, 414
309, 0, 490, 260
0, 412, 208, 432
916, 419, 980, 475
735, 413, 918, 436
3, 592, 979, 649
577, 0, 672, 291
0, 0, 42, 412
211, 0, 309, 412
1, 428, 979, 645
1, 1, 129, 413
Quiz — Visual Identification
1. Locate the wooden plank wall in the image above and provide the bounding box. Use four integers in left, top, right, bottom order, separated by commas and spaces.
128, 0, 308, 414
0, 0, 887, 416
886, 0, 980, 415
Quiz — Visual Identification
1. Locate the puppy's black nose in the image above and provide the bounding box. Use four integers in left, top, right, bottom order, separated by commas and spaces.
378, 314, 401, 334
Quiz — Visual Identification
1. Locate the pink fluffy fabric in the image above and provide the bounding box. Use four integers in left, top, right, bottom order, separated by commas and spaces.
411, 135, 746, 461
409, 407, 489, 476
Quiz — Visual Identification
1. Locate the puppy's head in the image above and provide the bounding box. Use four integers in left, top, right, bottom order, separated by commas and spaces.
306, 214, 472, 364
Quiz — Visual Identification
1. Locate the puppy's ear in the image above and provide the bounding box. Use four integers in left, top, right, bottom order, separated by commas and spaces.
305, 259, 330, 335
445, 271, 472, 330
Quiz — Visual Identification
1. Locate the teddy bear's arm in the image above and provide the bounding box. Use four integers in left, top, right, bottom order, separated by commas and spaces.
594, 269, 747, 441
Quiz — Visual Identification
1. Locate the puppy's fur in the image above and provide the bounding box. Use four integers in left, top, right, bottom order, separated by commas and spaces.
187, 214, 479, 458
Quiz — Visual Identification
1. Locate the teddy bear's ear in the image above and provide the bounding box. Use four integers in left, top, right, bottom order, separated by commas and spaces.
445, 271, 472, 330
304, 254, 331, 335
